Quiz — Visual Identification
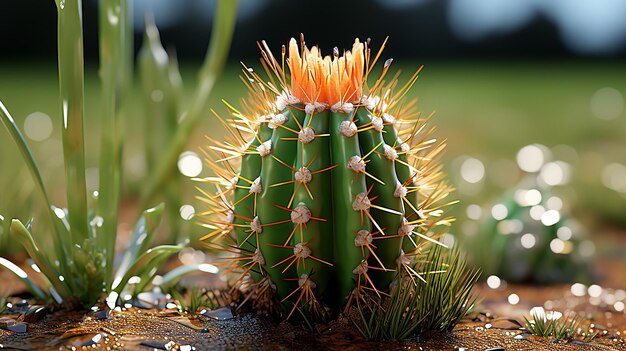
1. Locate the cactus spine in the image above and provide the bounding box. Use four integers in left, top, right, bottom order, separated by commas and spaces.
200, 37, 454, 317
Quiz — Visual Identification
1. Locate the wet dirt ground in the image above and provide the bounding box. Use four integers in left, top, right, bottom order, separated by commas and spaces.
1, 228, 625, 350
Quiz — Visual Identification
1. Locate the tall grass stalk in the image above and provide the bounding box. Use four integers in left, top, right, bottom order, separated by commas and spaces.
138, 17, 184, 242
97, 0, 132, 285
56, 0, 89, 249
140, 0, 239, 208
0, 0, 238, 308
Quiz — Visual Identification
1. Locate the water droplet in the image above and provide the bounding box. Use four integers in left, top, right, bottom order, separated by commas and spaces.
602, 163, 626, 193
151, 89, 164, 102
384, 58, 393, 68
90, 216, 104, 228
516, 144, 548, 173
508, 293, 520, 305
486, 275, 501, 289
466, 204, 482, 220
520, 233, 536, 249
179, 204, 195, 220
541, 210, 561, 226
491, 204, 508, 220
178, 151, 203, 177
591, 87, 623, 120
460, 157, 485, 183
540, 161, 570, 186
107, 7, 119, 25
54, 207, 66, 219
59, 0, 65, 9
24, 112, 53, 141
588, 284, 603, 298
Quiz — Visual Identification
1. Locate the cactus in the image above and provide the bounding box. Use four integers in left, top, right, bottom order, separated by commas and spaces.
199, 36, 455, 317
470, 174, 592, 284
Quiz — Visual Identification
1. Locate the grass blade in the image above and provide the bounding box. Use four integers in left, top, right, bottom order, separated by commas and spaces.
112, 203, 165, 290
0, 257, 47, 300
98, 0, 131, 285
10, 219, 70, 299
113, 244, 184, 293
0, 100, 69, 269
140, 0, 239, 207
158, 263, 219, 289
57, 0, 89, 246
138, 19, 184, 242
0, 101, 52, 214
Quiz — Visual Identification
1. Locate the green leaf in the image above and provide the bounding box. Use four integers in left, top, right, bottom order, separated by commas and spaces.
112, 203, 165, 290
0, 101, 69, 266
57, 0, 89, 247
138, 19, 184, 243
10, 219, 71, 299
97, 0, 131, 286
113, 243, 184, 293
158, 263, 219, 290
0, 257, 47, 300
141, 0, 239, 207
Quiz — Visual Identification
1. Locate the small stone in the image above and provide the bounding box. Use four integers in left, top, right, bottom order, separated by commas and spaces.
139, 339, 171, 350
135, 291, 169, 309
66, 333, 104, 347
19, 305, 48, 323
91, 307, 111, 320
167, 316, 210, 332
0, 318, 27, 333
201, 306, 234, 321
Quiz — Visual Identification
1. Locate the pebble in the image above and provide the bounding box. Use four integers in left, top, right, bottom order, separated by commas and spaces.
19, 305, 49, 323
0, 318, 27, 333
200, 307, 234, 321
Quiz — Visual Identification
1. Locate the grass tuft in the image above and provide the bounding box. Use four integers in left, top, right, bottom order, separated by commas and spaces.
524, 309, 597, 342
0, 0, 238, 309
0, 295, 7, 314
170, 286, 229, 313
352, 246, 480, 340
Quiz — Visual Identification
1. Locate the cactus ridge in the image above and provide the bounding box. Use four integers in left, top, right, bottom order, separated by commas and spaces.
199, 36, 455, 318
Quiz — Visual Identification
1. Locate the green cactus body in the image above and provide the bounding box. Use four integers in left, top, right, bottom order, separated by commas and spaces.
201, 37, 454, 317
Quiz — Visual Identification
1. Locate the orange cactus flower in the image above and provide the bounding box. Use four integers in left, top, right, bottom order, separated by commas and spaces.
287, 38, 365, 109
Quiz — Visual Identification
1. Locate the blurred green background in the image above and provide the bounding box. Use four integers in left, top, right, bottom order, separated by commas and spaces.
2, 0, 626, 253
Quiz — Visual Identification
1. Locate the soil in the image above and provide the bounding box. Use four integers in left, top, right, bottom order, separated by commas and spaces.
1, 227, 625, 351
